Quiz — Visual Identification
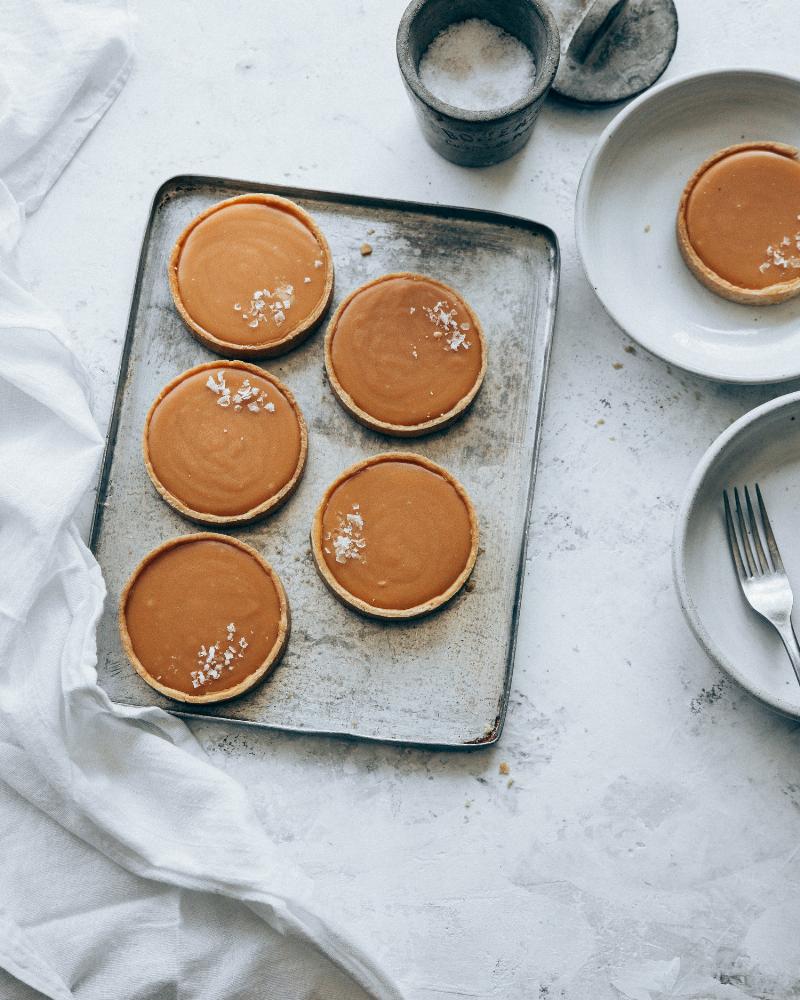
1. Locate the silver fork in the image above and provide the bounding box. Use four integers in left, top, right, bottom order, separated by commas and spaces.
723, 484, 800, 686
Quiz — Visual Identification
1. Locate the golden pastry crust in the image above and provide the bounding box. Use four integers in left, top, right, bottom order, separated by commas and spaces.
119, 533, 290, 704
677, 141, 800, 305
142, 360, 308, 526
324, 273, 487, 437
168, 193, 334, 357
310, 451, 479, 619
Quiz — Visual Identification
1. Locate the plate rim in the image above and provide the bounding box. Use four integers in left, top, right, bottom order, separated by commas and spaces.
672, 388, 800, 718
575, 66, 800, 385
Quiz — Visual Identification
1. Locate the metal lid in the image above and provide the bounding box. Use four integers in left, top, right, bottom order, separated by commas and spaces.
551, 0, 678, 105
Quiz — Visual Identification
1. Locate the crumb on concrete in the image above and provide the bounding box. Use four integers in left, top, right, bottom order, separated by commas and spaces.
499, 762, 510, 775
612, 362, 624, 370
507, 779, 514, 788
465, 579, 476, 593
360, 242, 373, 256
595, 418, 605, 427
644, 224, 651, 233
624, 344, 636, 355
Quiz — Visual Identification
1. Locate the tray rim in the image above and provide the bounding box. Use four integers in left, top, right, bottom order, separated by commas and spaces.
91, 173, 560, 750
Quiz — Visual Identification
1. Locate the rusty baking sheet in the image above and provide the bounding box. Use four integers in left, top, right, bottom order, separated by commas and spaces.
91, 175, 559, 748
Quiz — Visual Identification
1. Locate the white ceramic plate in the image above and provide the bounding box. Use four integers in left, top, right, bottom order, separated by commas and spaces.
576, 69, 800, 383
674, 391, 800, 718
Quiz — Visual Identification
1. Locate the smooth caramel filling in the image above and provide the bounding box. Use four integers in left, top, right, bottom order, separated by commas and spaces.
147, 366, 302, 517
176, 201, 328, 346
124, 539, 282, 696
686, 149, 800, 290
329, 276, 483, 426
320, 460, 473, 611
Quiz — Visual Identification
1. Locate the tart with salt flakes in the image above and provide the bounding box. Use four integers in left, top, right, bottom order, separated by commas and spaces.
311, 452, 479, 620
324, 272, 487, 437
677, 141, 800, 305
143, 360, 307, 526
119, 533, 289, 705
168, 193, 334, 358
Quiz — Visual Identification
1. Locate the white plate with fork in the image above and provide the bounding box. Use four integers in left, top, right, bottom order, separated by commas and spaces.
674, 391, 800, 718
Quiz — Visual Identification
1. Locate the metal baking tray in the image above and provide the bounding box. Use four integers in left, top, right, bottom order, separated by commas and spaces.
91, 175, 559, 748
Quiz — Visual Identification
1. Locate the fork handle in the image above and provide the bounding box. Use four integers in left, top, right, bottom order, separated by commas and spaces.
774, 621, 800, 688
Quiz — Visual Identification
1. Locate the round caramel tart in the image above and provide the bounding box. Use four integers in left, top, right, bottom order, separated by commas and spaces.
143, 361, 307, 525
119, 534, 289, 704
324, 273, 486, 437
311, 453, 478, 619
677, 142, 800, 305
168, 193, 334, 357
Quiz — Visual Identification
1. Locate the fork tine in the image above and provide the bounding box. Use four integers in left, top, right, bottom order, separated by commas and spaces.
755, 483, 785, 573
723, 490, 747, 581
744, 485, 769, 573
734, 487, 757, 576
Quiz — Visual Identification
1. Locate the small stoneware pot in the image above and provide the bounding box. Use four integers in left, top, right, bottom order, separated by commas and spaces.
396, 0, 560, 167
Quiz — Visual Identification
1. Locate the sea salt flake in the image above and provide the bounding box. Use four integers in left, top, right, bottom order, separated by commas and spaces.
314, 259, 323, 268
332, 504, 367, 564
247, 402, 260, 412
304, 276, 311, 283
446, 330, 470, 351
265, 401, 275, 412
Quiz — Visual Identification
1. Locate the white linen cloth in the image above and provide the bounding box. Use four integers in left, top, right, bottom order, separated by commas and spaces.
0, 3, 402, 998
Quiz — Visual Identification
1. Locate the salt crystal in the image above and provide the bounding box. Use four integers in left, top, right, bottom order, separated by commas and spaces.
419, 18, 536, 113
265, 401, 275, 412
314, 259, 323, 268
304, 276, 311, 283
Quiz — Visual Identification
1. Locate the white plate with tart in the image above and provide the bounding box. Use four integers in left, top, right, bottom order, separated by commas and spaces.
674, 391, 800, 719
576, 69, 800, 383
